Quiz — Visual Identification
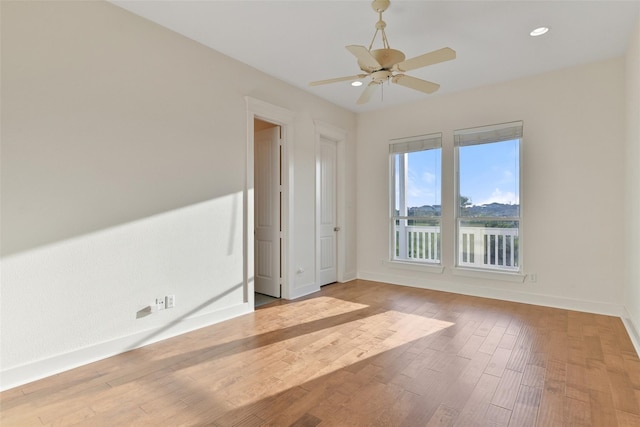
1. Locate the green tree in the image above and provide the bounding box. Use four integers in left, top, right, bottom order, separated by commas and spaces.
460, 196, 472, 210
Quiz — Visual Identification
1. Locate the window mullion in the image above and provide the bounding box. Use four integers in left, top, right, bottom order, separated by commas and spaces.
397, 153, 408, 260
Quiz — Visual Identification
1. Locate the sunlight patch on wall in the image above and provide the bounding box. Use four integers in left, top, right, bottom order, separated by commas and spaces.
1, 192, 244, 370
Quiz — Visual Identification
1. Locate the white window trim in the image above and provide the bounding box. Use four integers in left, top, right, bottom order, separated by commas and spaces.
389, 133, 443, 266
452, 267, 526, 283
385, 259, 445, 274
454, 121, 524, 274
454, 121, 524, 146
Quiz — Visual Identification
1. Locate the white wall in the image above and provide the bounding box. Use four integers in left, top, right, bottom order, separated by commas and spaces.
357, 58, 627, 315
624, 18, 640, 349
0, 1, 357, 389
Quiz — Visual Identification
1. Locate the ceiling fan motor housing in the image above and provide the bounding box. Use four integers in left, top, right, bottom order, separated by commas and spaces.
367, 48, 405, 70
371, 70, 392, 83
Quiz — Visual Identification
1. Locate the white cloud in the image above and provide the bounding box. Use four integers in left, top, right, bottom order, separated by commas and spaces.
406, 170, 438, 206
422, 171, 436, 184
478, 188, 519, 205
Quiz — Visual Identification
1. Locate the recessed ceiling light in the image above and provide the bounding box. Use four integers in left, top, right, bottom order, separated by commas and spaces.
530, 26, 550, 37
351, 81, 363, 87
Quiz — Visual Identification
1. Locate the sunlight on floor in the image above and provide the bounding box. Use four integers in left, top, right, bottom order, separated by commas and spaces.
180, 305, 455, 410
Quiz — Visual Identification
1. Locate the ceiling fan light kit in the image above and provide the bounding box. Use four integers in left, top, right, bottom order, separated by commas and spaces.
530, 26, 550, 36
309, 0, 456, 105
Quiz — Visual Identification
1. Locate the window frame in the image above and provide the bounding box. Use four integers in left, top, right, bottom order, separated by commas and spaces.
454, 121, 524, 274
389, 133, 443, 267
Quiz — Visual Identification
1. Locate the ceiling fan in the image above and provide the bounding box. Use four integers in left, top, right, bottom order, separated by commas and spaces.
309, 0, 456, 105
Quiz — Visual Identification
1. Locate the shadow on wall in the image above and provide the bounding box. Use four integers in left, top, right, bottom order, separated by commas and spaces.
130, 281, 245, 351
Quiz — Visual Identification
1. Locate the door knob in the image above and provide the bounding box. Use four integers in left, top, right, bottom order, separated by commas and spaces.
334, 226, 341, 232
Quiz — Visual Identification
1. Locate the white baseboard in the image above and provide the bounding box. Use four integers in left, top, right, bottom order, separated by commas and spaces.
0, 303, 252, 392
622, 309, 640, 357
339, 271, 357, 283
288, 281, 320, 300
357, 270, 628, 318
362, 269, 638, 356
5, 276, 636, 393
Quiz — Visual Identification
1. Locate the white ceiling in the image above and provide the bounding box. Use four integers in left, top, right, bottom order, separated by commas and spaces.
112, 0, 639, 113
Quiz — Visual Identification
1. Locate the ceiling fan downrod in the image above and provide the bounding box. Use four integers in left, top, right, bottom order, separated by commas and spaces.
368, 0, 392, 51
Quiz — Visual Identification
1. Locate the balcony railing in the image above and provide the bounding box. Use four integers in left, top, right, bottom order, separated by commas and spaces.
396, 225, 441, 262
459, 226, 519, 271
394, 224, 519, 271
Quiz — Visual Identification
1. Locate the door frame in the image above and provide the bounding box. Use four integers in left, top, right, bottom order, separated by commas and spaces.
246, 97, 295, 305
314, 120, 347, 285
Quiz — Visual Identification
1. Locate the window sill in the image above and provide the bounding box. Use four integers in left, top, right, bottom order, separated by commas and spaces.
452, 267, 526, 283
385, 260, 444, 274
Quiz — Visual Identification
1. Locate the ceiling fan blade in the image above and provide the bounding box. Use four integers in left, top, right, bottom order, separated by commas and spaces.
392, 74, 440, 94
393, 47, 456, 72
346, 45, 382, 71
356, 81, 380, 105
309, 74, 368, 86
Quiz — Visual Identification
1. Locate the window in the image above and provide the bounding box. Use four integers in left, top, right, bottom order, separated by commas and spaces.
390, 133, 442, 264
455, 122, 522, 272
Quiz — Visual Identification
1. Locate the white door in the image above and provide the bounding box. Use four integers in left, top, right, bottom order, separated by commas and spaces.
318, 137, 338, 286
255, 126, 280, 297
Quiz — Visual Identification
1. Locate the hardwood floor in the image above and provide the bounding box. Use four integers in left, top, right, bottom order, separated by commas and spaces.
1, 280, 639, 426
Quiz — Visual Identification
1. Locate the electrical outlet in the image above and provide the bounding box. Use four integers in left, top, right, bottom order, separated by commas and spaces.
156, 297, 165, 311
529, 273, 537, 282
165, 294, 175, 309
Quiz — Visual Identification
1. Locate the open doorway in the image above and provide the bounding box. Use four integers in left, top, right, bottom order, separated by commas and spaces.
254, 119, 281, 307
246, 96, 294, 307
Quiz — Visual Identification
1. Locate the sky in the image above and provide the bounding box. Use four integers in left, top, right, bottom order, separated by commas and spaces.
403, 149, 441, 208
401, 139, 519, 209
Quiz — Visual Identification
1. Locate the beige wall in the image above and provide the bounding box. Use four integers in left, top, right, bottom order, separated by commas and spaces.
624, 18, 640, 345
356, 58, 627, 315
0, 0, 357, 389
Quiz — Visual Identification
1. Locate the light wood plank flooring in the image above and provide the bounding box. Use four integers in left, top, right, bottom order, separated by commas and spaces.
2, 280, 639, 426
